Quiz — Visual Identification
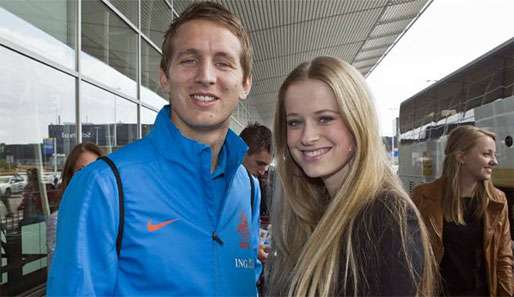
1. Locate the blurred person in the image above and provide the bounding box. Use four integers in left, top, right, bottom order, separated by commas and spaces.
268, 56, 436, 297
18, 168, 48, 225
239, 122, 272, 293
413, 125, 512, 297
47, 2, 261, 296
46, 142, 102, 269
1, 189, 13, 217
240, 122, 273, 218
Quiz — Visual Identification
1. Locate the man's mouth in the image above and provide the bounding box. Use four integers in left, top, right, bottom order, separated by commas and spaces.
190, 93, 219, 106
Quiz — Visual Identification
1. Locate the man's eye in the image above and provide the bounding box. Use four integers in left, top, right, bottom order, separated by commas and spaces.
180, 59, 196, 65
216, 62, 232, 68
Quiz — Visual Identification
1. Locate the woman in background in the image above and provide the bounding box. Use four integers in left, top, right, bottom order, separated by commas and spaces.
413, 125, 512, 296
46, 142, 102, 268
267, 56, 436, 297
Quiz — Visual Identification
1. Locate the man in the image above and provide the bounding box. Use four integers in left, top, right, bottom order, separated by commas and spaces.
240, 123, 272, 181
47, 2, 260, 296
239, 123, 273, 217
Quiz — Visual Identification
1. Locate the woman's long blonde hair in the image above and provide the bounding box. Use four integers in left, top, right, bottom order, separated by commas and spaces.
268, 56, 436, 297
441, 125, 497, 224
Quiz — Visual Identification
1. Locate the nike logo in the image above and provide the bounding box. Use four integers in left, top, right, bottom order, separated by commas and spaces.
146, 219, 178, 232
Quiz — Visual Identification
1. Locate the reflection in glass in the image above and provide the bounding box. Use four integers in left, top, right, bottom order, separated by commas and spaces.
81, 0, 137, 97
115, 98, 138, 147
106, 0, 138, 27
141, 0, 173, 47
141, 107, 158, 137
82, 83, 138, 153
0, 1, 76, 69
141, 40, 167, 109
0, 46, 75, 295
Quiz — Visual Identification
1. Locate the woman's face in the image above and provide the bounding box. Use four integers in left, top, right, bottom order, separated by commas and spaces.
74, 151, 99, 172
284, 79, 355, 186
460, 135, 497, 182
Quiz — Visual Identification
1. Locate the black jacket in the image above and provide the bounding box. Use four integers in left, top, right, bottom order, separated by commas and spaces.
336, 192, 424, 297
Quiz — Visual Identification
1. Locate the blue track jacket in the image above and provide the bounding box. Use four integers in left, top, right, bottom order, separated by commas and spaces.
47, 105, 261, 296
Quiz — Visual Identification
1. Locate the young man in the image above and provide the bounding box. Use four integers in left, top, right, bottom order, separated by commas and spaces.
240, 123, 272, 181
239, 123, 273, 217
47, 2, 260, 296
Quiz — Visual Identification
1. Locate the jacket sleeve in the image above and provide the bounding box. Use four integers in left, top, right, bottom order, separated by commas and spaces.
496, 192, 513, 297
46, 164, 119, 296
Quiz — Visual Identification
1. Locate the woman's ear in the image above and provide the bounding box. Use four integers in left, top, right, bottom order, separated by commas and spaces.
455, 151, 466, 164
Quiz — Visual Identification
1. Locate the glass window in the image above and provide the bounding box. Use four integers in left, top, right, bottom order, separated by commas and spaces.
141, 107, 158, 137
141, 0, 172, 47
141, 40, 167, 109
0, 0, 76, 69
81, 0, 137, 97
106, 0, 138, 27
115, 98, 138, 149
81, 83, 138, 153
0, 45, 75, 295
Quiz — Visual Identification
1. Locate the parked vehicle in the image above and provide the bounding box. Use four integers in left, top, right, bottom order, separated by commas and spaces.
0, 174, 26, 197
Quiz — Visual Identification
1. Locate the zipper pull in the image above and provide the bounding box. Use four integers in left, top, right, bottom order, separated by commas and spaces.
212, 232, 224, 245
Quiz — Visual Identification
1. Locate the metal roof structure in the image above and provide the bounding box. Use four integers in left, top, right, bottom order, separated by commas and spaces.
174, 0, 433, 127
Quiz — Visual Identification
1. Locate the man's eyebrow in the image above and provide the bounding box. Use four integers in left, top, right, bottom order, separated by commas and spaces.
176, 48, 200, 57
214, 52, 237, 61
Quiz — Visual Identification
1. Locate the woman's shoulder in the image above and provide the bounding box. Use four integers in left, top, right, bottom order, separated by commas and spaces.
357, 190, 418, 233
411, 178, 445, 205
491, 187, 508, 204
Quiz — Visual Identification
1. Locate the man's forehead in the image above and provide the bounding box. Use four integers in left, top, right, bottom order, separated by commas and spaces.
171, 19, 242, 56
252, 150, 272, 162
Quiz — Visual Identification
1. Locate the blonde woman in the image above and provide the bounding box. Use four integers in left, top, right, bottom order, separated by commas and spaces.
268, 56, 436, 297
413, 125, 512, 296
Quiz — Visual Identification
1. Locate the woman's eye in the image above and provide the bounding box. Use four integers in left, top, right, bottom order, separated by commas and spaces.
319, 116, 334, 124
287, 119, 301, 128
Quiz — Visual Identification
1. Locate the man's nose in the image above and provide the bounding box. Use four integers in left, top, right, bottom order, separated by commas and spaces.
196, 60, 215, 86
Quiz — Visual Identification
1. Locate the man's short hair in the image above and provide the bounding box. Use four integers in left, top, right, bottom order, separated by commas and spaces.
160, 1, 253, 81
239, 122, 272, 155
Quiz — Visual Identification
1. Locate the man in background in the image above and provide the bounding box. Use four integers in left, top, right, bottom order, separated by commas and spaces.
240, 122, 273, 218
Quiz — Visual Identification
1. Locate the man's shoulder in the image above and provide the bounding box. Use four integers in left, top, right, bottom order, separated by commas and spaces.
234, 165, 255, 184
107, 138, 157, 169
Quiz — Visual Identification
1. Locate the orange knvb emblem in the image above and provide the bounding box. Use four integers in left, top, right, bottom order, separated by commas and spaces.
146, 219, 178, 232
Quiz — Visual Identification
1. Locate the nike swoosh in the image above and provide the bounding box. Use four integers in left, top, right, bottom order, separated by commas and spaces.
147, 219, 178, 232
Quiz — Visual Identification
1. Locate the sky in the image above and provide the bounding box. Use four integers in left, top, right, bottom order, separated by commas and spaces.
366, 0, 514, 136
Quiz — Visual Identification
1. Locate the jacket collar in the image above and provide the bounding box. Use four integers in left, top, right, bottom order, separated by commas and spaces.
426, 178, 503, 208
148, 105, 248, 179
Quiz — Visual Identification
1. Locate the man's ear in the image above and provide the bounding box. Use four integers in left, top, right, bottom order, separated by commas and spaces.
240, 75, 252, 100
160, 68, 170, 92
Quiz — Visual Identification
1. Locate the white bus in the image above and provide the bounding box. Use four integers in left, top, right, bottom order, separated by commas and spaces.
398, 37, 514, 231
